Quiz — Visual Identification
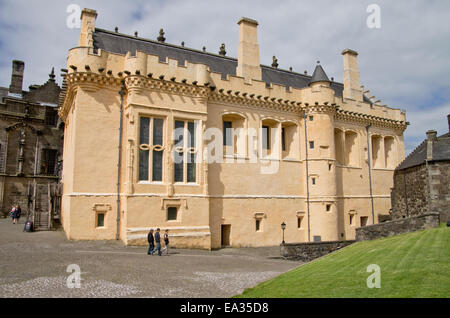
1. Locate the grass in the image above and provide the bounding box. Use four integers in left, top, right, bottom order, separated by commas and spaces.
236, 224, 450, 298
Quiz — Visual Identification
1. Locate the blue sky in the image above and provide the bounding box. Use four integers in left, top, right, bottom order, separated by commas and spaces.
0, 0, 449, 155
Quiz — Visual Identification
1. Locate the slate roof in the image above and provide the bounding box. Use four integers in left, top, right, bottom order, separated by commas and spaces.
93, 28, 360, 100
396, 132, 450, 171
309, 63, 331, 85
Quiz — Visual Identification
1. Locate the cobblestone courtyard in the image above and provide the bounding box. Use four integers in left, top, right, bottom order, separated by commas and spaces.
0, 219, 302, 298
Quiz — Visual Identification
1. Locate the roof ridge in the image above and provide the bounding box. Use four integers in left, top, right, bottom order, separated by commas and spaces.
95, 28, 238, 62
396, 139, 426, 170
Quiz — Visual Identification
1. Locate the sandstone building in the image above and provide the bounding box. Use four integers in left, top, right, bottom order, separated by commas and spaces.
0, 60, 63, 229
59, 9, 407, 249
391, 115, 449, 223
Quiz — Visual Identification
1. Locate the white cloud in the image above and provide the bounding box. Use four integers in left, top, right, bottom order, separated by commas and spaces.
0, 0, 449, 156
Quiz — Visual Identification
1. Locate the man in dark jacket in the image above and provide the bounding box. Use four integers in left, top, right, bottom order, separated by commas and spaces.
152, 228, 162, 256
147, 229, 155, 255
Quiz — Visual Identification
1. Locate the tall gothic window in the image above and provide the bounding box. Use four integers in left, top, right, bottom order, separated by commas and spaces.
41, 149, 57, 175
173, 120, 197, 183
139, 117, 164, 182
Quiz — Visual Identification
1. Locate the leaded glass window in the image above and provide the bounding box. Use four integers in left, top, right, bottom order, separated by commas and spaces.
139, 117, 165, 182
173, 120, 197, 183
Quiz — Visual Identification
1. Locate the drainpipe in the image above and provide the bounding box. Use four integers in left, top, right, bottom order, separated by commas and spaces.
116, 81, 126, 240
304, 113, 311, 242
365, 125, 375, 224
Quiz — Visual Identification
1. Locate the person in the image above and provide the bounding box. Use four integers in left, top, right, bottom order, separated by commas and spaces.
9, 206, 16, 223
147, 229, 155, 255
13, 205, 22, 224
152, 228, 162, 256
162, 229, 170, 254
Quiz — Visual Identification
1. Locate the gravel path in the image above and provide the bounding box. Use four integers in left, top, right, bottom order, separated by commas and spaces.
0, 219, 302, 298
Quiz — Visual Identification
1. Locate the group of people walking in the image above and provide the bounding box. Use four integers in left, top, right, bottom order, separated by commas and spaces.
9, 205, 22, 224
147, 228, 170, 256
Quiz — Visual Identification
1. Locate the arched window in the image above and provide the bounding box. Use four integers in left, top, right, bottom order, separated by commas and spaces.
334, 129, 344, 165
371, 135, 383, 168
384, 136, 395, 169
281, 121, 299, 159
261, 118, 279, 157
344, 131, 358, 166
222, 113, 246, 156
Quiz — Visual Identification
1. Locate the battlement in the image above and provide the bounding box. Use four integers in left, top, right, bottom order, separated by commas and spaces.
62, 8, 406, 129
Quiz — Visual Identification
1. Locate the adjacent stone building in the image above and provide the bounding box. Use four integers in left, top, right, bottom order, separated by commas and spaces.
0, 60, 64, 229
58, 9, 407, 248
391, 115, 450, 223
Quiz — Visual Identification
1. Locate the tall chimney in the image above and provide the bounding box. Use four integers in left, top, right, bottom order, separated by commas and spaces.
78, 8, 98, 47
447, 114, 450, 133
9, 60, 25, 95
426, 130, 437, 161
342, 49, 363, 102
236, 17, 262, 81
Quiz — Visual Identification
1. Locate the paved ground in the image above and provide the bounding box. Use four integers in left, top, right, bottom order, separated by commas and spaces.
0, 219, 302, 298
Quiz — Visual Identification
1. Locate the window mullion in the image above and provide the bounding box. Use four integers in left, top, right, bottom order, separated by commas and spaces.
183, 122, 188, 183
149, 118, 154, 182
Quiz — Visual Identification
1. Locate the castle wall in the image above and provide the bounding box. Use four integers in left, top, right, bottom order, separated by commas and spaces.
58, 10, 407, 248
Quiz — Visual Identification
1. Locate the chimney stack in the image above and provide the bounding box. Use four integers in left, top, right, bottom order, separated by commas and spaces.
342, 49, 363, 102
426, 130, 437, 161
78, 8, 98, 47
447, 114, 450, 133
9, 60, 25, 95
236, 17, 261, 81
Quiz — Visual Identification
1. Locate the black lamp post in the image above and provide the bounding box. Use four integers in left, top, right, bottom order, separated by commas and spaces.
281, 222, 286, 245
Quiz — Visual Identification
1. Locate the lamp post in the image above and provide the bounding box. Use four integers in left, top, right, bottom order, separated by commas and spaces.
281, 222, 286, 245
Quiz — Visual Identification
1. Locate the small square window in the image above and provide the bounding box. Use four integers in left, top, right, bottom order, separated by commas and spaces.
360, 216, 369, 227
256, 219, 261, 232
97, 213, 105, 227
168, 207, 178, 221
312, 178, 316, 185
309, 141, 315, 149
326, 204, 331, 212
297, 216, 303, 229
309, 116, 314, 122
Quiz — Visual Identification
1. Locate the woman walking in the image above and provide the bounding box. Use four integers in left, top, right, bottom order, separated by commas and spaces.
162, 229, 170, 255
9, 205, 16, 223
12, 205, 21, 224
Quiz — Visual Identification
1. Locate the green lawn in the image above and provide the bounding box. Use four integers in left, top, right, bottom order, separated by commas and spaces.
237, 224, 450, 298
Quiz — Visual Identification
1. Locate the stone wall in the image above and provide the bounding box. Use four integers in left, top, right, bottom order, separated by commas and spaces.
280, 240, 356, 262
391, 164, 428, 220
355, 212, 440, 241
428, 161, 450, 223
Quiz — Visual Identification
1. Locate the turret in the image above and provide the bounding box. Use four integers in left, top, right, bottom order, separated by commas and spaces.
304, 61, 339, 242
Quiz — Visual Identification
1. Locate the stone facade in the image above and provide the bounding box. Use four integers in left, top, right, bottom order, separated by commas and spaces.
391, 118, 450, 223
355, 212, 440, 241
0, 61, 63, 229
428, 161, 450, 223
391, 164, 428, 219
58, 9, 407, 249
